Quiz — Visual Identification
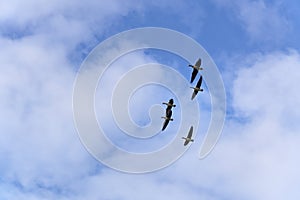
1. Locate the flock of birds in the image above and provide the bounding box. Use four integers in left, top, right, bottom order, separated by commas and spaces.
161, 58, 203, 146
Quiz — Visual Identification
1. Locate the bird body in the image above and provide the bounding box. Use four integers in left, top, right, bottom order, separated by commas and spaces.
162, 98, 176, 111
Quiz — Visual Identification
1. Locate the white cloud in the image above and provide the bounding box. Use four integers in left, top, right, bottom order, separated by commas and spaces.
1, 0, 300, 199
0, 0, 141, 26
0, 35, 96, 195
0, 0, 202, 197
212, 0, 290, 42
0, 0, 144, 60
71, 50, 300, 200
171, 50, 300, 200
233, 50, 300, 120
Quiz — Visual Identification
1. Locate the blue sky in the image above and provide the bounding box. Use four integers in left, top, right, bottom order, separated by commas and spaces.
1, 0, 300, 199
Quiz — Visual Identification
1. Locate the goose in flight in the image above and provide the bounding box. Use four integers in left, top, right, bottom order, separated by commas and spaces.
182, 126, 194, 146
162, 98, 176, 110
190, 75, 203, 100
188, 58, 203, 83
161, 109, 173, 131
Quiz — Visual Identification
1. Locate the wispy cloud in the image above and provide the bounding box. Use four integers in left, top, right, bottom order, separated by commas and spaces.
212, 0, 290, 43
1, 0, 300, 199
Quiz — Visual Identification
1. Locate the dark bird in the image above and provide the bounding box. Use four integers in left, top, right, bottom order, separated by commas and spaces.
190, 75, 203, 100
182, 126, 194, 146
162, 98, 176, 111
161, 109, 173, 131
188, 58, 203, 83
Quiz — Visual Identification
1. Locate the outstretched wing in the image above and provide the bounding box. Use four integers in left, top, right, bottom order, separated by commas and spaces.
190, 68, 198, 83
195, 58, 201, 68
184, 126, 193, 146
162, 110, 172, 131
191, 91, 198, 100
187, 126, 193, 139
184, 140, 189, 146
162, 119, 169, 131
196, 75, 203, 88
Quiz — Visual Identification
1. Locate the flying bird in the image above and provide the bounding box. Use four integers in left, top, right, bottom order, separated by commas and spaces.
162, 98, 176, 110
188, 58, 203, 83
182, 126, 194, 146
190, 75, 203, 100
161, 109, 173, 131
